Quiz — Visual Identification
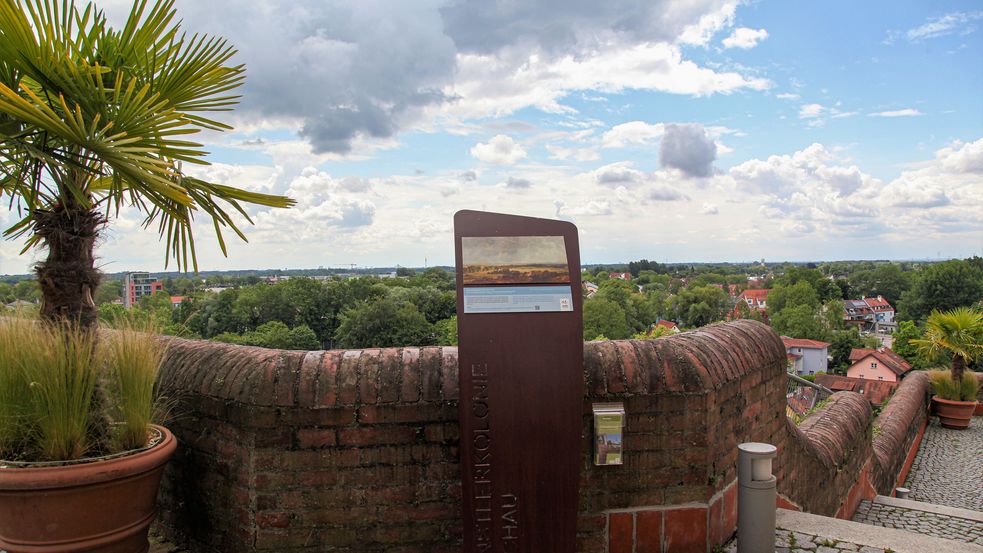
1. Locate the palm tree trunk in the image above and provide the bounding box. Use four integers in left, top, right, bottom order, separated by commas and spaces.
951, 353, 965, 389
34, 195, 103, 331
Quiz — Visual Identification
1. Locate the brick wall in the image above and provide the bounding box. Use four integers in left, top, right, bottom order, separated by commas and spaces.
153, 320, 930, 553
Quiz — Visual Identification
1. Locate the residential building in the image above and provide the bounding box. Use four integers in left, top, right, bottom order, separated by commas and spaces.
582, 281, 599, 299
846, 347, 912, 383
122, 272, 163, 308
652, 319, 680, 333
843, 296, 895, 332
170, 296, 188, 307
781, 336, 830, 376
609, 272, 631, 281
734, 289, 769, 320
814, 374, 897, 406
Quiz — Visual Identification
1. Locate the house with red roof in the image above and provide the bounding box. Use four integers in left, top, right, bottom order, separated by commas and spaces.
609, 272, 631, 281
843, 296, 895, 332
781, 336, 830, 376
814, 374, 898, 406
846, 347, 912, 383
733, 288, 770, 320
653, 319, 679, 333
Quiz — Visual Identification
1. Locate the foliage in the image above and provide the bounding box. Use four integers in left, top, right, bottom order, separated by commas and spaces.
632, 324, 675, 340
767, 281, 819, 316
771, 304, 826, 341
910, 307, 983, 387
670, 285, 728, 328
104, 320, 168, 450
213, 321, 320, 351
334, 297, 434, 349
898, 259, 983, 322
434, 316, 458, 346
891, 321, 933, 369
927, 370, 980, 402
1, 316, 170, 462
828, 329, 864, 372
848, 264, 912, 307
0, 0, 294, 328
583, 298, 631, 340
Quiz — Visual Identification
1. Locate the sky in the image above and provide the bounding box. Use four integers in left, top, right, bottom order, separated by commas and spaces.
1, 0, 982, 275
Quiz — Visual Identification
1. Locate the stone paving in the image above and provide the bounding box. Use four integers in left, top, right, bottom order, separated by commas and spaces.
722, 528, 899, 553
903, 415, 983, 511
852, 499, 983, 544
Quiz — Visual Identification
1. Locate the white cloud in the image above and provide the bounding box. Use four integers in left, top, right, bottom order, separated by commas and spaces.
722, 27, 769, 49
798, 104, 825, 119
438, 42, 771, 122
594, 163, 645, 187
602, 121, 665, 148
797, 103, 858, 126
905, 11, 983, 42
470, 135, 527, 164
701, 203, 720, 215
776, 92, 800, 100
869, 109, 923, 118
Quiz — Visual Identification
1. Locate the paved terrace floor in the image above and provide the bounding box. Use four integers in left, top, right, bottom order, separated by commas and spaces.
850, 416, 983, 544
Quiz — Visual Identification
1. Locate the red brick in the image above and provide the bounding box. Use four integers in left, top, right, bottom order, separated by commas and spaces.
636, 510, 663, 553
339, 426, 418, 446
337, 350, 361, 405
378, 348, 402, 403
441, 346, 459, 400
298, 350, 323, 407
664, 507, 707, 553
359, 349, 382, 404
256, 511, 290, 529
317, 350, 341, 407
400, 348, 421, 402
297, 428, 337, 449
608, 512, 633, 553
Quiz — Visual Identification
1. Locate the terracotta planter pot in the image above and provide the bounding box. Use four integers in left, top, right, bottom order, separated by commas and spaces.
975, 402, 983, 417
0, 425, 177, 553
931, 396, 978, 429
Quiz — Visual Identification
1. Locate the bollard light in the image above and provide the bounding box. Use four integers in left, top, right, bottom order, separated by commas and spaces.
737, 442, 778, 553
895, 487, 910, 499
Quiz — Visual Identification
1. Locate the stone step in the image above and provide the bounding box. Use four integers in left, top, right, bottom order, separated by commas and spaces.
775, 508, 983, 553
872, 494, 983, 522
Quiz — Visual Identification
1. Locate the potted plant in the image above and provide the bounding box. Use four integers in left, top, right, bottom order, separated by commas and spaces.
0, 317, 176, 552
910, 307, 983, 429
0, 0, 292, 551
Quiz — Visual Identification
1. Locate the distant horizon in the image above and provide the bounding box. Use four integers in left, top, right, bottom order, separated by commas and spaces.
1, 256, 975, 280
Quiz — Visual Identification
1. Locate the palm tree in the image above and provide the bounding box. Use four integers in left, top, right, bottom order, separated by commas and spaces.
909, 307, 983, 388
0, 0, 294, 329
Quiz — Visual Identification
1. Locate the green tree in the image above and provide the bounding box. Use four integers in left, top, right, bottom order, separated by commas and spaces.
767, 281, 819, 316
583, 298, 631, 340
0, 0, 293, 330
771, 304, 826, 341
671, 285, 728, 328
848, 264, 911, 306
892, 320, 933, 369
910, 307, 983, 389
898, 260, 983, 322
334, 297, 434, 349
434, 316, 458, 346
827, 329, 863, 373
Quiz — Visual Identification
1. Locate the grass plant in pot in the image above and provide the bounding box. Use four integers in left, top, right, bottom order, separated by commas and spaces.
0, 0, 292, 551
0, 317, 176, 552
910, 307, 983, 430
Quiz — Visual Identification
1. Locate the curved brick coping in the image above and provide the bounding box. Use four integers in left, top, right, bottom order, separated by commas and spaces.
792, 392, 872, 468
585, 320, 785, 395
158, 319, 784, 406
870, 371, 931, 494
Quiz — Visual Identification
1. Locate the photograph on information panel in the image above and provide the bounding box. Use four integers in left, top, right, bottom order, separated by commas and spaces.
461, 235, 569, 285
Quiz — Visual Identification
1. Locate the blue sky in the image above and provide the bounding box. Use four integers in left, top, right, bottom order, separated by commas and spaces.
1, 0, 981, 275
